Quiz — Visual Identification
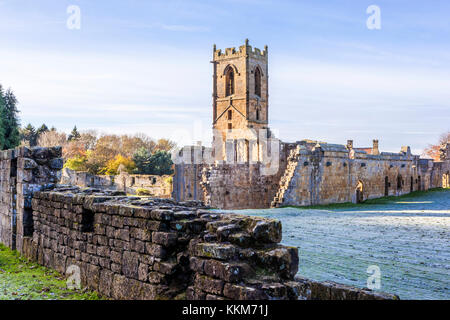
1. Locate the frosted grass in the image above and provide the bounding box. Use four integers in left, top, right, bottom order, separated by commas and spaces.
221, 190, 450, 300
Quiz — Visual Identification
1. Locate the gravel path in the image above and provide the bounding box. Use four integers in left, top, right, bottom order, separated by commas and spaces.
227, 189, 450, 300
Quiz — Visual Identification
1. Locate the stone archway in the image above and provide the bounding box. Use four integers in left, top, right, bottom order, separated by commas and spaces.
356, 180, 364, 203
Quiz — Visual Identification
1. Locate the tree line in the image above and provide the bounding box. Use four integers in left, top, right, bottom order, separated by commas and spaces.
1, 83, 175, 176
20, 124, 175, 176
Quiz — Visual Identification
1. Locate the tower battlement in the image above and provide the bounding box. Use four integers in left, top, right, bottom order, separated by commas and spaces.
213, 39, 268, 61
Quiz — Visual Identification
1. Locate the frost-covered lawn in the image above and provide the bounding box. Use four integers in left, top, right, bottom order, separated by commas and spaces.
229, 189, 450, 300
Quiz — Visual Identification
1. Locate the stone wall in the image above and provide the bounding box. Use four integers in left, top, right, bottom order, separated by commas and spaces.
26, 188, 302, 299
174, 140, 450, 209
0, 146, 63, 251
60, 168, 114, 189
173, 143, 294, 209
282, 143, 428, 207
24, 187, 397, 300
0, 149, 16, 249
61, 168, 172, 198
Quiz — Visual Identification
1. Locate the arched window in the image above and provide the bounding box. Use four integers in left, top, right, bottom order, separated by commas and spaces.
225, 67, 234, 96
256, 108, 260, 121
255, 67, 261, 97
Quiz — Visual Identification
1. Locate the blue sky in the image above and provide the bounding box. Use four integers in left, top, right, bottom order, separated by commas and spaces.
0, 0, 449, 154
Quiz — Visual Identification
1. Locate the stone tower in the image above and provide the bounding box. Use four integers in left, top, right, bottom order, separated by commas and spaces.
211, 39, 269, 161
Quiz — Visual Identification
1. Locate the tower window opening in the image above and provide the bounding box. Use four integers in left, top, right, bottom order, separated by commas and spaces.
228, 123, 232, 131
225, 67, 235, 96
228, 110, 232, 120
255, 67, 261, 97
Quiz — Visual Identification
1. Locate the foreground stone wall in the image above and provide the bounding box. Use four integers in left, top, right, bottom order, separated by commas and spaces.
26, 188, 300, 299
24, 187, 397, 300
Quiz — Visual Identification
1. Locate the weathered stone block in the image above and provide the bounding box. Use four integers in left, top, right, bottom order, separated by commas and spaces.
194, 274, 224, 296
122, 251, 139, 279
223, 283, 267, 300
194, 243, 238, 261
204, 259, 254, 283
145, 243, 166, 258
256, 246, 298, 279
99, 269, 114, 297
152, 231, 177, 247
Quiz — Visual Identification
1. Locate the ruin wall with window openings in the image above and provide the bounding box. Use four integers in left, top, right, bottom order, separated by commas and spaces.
172, 140, 450, 209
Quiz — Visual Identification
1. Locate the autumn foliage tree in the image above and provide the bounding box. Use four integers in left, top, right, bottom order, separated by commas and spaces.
100, 154, 136, 175
422, 131, 450, 161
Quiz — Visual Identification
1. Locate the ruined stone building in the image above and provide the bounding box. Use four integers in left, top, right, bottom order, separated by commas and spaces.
0, 146, 398, 300
173, 40, 450, 209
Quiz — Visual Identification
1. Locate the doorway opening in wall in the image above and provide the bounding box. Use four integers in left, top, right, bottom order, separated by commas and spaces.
384, 176, 389, 196
418, 176, 422, 191
356, 180, 364, 203
410, 177, 414, 192
81, 208, 94, 232
397, 175, 402, 190
23, 208, 34, 237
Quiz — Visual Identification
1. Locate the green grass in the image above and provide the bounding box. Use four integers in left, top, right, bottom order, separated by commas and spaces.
283, 188, 449, 210
0, 244, 103, 300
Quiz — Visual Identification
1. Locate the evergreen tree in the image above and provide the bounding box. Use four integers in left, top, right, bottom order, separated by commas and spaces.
0, 86, 21, 150
20, 124, 38, 147
0, 91, 6, 149
68, 125, 81, 141
148, 150, 174, 175
37, 124, 49, 136
132, 147, 152, 174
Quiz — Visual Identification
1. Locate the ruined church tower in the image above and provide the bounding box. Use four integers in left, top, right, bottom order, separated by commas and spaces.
211, 39, 269, 161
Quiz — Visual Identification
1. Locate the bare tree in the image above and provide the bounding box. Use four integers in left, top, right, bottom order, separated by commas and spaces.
37, 131, 67, 147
